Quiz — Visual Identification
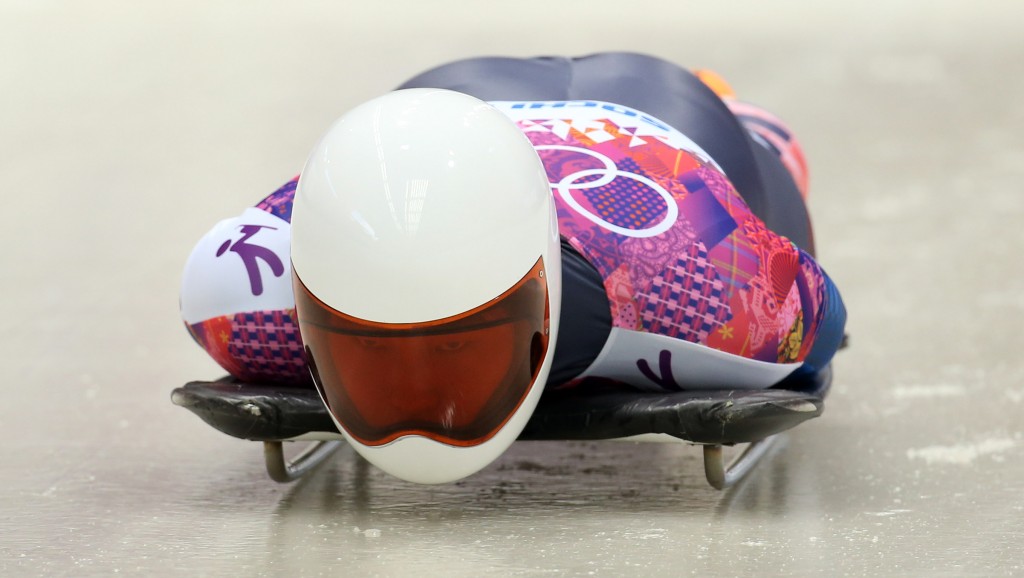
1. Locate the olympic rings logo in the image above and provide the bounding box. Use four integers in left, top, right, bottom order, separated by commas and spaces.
534, 145, 678, 239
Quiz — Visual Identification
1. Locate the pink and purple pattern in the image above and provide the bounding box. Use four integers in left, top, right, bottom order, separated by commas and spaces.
518, 117, 829, 364
187, 308, 308, 386
255, 176, 299, 222
227, 309, 306, 383
637, 242, 731, 344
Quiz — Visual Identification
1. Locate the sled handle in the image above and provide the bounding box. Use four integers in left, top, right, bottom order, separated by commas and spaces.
703, 436, 778, 490
264, 440, 344, 483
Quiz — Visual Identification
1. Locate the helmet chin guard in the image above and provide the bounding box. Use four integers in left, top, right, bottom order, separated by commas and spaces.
291, 89, 561, 484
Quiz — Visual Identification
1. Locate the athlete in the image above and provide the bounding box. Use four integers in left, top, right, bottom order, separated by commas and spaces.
180, 53, 846, 484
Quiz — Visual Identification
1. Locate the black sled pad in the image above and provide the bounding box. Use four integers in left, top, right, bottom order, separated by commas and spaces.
521, 387, 821, 444
171, 380, 336, 442
171, 366, 830, 446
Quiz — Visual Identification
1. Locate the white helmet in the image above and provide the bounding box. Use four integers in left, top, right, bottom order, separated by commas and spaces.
291, 89, 561, 484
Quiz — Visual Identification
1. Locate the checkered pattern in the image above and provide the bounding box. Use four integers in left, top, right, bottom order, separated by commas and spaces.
638, 243, 730, 343
227, 310, 308, 384
581, 159, 668, 231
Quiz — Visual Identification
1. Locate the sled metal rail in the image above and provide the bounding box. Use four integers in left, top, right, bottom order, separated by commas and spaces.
261, 437, 772, 490
702, 436, 777, 490
264, 440, 344, 483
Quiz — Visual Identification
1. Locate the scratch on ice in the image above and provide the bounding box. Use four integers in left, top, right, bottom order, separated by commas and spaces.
890, 384, 966, 400
906, 438, 1017, 465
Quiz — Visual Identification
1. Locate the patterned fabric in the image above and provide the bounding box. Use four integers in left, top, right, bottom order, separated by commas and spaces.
187, 309, 308, 385
255, 176, 299, 222
228, 310, 307, 383
580, 158, 669, 230
515, 112, 829, 365
637, 242, 730, 343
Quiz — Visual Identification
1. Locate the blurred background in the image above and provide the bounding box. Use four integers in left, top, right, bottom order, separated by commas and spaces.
2, 1, 1022, 575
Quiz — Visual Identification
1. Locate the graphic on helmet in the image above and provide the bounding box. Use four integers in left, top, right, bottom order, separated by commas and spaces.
291, 89, 562, 484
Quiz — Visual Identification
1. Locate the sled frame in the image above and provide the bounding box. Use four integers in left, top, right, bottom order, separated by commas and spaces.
260, 436, 775, 491
263, 440, 344, 483
702, 436, 777, 490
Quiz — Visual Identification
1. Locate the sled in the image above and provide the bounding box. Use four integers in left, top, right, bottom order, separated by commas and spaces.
171, 364, 831, 490
174, 362, 831, 489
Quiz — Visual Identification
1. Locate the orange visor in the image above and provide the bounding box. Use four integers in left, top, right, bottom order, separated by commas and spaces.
294, 257, 550, 447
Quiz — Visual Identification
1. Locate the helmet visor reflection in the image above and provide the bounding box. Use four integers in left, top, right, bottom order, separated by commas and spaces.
295, 257, 549, 447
